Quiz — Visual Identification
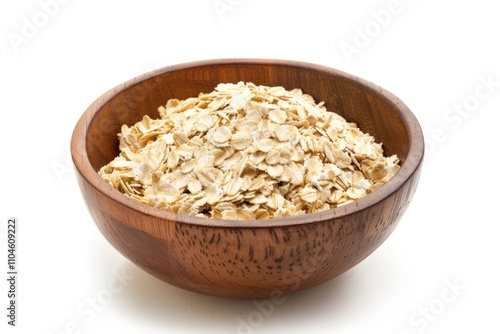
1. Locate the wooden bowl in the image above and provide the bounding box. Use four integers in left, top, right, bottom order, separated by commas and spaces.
71, 59, 424, 298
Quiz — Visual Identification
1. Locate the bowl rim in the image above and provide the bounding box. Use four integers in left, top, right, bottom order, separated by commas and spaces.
71, 58, 424, 228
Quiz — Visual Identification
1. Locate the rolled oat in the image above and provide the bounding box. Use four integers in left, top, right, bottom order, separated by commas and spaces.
99, 82, 400, 219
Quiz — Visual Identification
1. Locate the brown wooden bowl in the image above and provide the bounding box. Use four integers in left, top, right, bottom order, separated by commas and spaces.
71, 59, 424, 298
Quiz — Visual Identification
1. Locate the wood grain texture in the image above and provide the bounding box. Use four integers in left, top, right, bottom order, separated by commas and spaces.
71, 59, 424, 298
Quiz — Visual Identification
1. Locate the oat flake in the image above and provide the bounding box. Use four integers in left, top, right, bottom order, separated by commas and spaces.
99, 82, 400, 219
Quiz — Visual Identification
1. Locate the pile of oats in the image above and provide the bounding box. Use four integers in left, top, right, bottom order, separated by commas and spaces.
99, 82, 400, 219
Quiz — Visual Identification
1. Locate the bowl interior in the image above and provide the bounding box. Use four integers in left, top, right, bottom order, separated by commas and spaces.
85, 60, 413, 177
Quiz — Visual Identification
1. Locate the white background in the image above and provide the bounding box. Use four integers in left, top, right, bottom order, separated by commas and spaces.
2, 0, 499, 333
